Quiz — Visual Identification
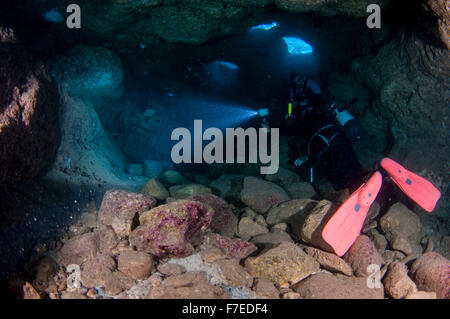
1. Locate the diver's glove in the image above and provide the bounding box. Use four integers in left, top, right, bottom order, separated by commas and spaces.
294, 156, 309, 167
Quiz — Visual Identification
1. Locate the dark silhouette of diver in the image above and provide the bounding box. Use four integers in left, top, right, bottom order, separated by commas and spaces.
284, 72, 366, 190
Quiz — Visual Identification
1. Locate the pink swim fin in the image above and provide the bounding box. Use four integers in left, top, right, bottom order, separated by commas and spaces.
380, 157, 441, 213
322, 172, 383, 256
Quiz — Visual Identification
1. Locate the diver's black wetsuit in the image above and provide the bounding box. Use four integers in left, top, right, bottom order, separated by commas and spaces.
286, 78, 365, 191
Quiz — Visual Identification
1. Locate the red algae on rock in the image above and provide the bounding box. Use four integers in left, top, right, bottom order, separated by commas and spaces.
130, 200, 214, 258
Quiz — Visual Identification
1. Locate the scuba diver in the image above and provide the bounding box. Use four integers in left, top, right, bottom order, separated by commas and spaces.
284, 71, 366, 190
259, 74, 442, 257
257, 73, 442, 257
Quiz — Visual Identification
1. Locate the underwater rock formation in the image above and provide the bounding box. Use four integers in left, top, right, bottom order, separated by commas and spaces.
240, 177, 291, 214
19, 0, 393, 48
304, 246, 353, 276
425, 0, 450, 49
331, 30, 450, 181
146, 271, 228, 299
117, 250, 155, 281
116, 98, 177, 165
169, 184, 212, 199
13, 174, 450, 299
130, 200, 214, 258
188, 193, 238, 238
379, 202, 423, 245
292, 272, 384, 299
244, 242, 320, 288
410, 252, 450, 299
343, 235, 384, 277
43, 92, 148, 192
98, 190, 157, 238
141, 178, 170, 201
0, 27, 60, 187
203, 233, 257, 260
383, 261, 417, 299
59, 232, 98, 267
80, 253, 136, 296
275, 0, 390, 17
48, 45, 124, 100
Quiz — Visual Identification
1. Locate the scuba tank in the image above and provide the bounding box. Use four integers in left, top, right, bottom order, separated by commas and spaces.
330, 103, 364, 143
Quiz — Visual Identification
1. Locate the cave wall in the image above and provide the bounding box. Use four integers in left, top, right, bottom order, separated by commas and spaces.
4, 0, 390, 55
0, 27, 60, 188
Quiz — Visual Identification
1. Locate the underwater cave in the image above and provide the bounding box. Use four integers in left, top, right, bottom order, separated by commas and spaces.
0, 0, 448, 301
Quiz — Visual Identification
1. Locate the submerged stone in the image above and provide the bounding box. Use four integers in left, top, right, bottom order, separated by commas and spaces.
245, 242, 320, 288
130, 200, 214, 258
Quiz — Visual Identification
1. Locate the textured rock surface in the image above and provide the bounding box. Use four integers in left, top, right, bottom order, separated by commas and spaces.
146, 271, 227, 299
240, 177, 291, 214
117, 250, 154, 280
49, 45, 123, 99
188, 193, 237, 238
299, 200, 334, 251
95, 225, 120, 254
130, 200, 213, 258
149, 4, 247, 44
343, 235, 384, 277
404, 290, 437, 299
32, 257, 59, 296
348, 32, 450, 181
369, 229, 388, 254
275, 0, 390, 17
253, 278, 280, 299
98, 190, 157, 238
245, 242, 320, 288
162, 170, 189, 185
21, 0, 393, 50
293, 272, 384, 299
215, 258, 254, 288
59, 233, 98, 267
390, 236, 416, 256
81, 254, 135, 296
169, 184, 212, 199
283, 182, 317, 199
379, 202, 422, 244
0, 27, 60, 187
266, 199, 318, 227
410, 252, 450, 299
204, 233, 257, 260
157, 263, 185, 276
250, 231, 294, 247
209, 174, 244, 199
383, 262, 417, 299
238, 217, 269, 241
424, 0, 450, 49
44, 93, 148, 192
305, 247, 353, 276
264, 168, 301, 186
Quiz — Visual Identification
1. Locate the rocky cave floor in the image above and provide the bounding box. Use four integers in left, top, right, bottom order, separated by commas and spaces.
15, 169, 450, 300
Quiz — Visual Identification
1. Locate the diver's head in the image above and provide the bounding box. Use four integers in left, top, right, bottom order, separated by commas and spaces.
290, 71, 306, 86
